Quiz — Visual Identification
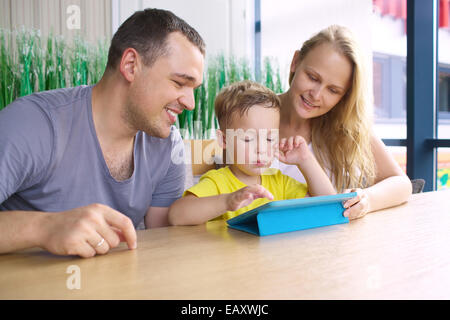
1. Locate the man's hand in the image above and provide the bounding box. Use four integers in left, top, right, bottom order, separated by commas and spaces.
226, 185, 274, 212
38, 203, 137, 258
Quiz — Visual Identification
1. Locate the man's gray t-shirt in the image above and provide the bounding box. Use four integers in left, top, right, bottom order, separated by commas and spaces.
0, 85, 185, 227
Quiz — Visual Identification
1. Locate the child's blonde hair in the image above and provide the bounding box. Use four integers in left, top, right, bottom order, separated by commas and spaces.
291, 25, 376, 192
214, 80, 280, 130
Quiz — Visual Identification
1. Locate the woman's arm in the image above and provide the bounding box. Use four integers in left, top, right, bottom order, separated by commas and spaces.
296, 154, 336, 196
343, 135, 412, 219
168, 185, 274, 226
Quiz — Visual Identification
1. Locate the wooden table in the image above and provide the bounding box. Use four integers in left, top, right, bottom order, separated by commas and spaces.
1, 190, 450, 300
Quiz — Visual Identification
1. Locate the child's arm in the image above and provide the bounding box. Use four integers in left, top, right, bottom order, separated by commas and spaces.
277, 136, 336, 196
168, 184, 274, 226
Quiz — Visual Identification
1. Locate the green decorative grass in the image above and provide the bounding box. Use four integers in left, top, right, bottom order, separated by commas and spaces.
0, 27, 108, 111
176, 54, 285, 139
0, 27, 285, 140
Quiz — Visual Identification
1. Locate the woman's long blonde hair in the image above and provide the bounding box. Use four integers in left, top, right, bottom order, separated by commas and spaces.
290, 25, 376, 192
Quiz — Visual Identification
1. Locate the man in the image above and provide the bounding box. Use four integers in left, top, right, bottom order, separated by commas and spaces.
0, 9, 205, 257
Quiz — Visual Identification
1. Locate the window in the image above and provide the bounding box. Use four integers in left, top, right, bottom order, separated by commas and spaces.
438, 148, 450, 190
439, 67, 450, 117
372, 54, 407, 121
260, 0, 449, 190
371, 0, 407, 141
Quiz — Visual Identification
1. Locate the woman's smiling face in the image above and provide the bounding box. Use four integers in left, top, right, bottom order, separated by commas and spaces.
287, 42, 353, 120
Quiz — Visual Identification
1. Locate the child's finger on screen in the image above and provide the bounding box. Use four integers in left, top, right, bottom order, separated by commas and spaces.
257, 185, 274, 200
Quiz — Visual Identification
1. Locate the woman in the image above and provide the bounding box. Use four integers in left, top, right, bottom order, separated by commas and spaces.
273, 25, 412, 219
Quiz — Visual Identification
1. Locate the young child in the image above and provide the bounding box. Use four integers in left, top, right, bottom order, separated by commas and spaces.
168, 80, 335, 225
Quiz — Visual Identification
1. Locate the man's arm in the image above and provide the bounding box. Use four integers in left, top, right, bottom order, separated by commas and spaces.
0, 204, 137, 258
0, 99, 138, 257
144, 206, 170, 228
145, 128, 186, 228
0, 210, 46, 254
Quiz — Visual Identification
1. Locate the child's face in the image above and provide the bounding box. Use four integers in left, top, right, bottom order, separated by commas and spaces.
223, 104, 280, 176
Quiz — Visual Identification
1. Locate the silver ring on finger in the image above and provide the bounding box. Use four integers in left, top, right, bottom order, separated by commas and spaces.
96, 238, 105, 247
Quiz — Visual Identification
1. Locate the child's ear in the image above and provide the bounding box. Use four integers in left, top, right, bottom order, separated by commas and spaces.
216, 129, 226, 149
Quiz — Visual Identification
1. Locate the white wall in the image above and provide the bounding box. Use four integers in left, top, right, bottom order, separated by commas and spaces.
0, 0, 112, 44
371, 11, 406, 58
111, 0, 255, 61
371, 10, 450, 66
261, 0, 373, 89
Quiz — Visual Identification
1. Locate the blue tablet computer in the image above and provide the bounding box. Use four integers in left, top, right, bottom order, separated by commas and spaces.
226, 192, 357, 236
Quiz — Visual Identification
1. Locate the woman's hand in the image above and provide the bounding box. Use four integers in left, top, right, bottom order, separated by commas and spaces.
342, 188, 371, 220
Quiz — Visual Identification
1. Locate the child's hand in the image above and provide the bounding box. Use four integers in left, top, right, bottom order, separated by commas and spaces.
276, 135, 312, 165
226, 184, 274, 212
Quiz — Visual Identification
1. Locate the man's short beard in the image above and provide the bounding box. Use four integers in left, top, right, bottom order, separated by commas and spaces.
122, 100, 164, 138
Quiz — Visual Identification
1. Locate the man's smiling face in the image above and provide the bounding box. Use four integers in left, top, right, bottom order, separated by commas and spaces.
125, 32, 204, 138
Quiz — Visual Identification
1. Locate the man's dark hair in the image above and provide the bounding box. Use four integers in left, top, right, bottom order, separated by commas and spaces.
106, 8, 205, 70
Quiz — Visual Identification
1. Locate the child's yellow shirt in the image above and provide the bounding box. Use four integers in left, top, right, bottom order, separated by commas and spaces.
184, 166, 308, 221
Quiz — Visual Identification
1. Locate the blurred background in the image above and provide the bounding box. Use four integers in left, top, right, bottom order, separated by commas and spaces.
0, 0, 449, 190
